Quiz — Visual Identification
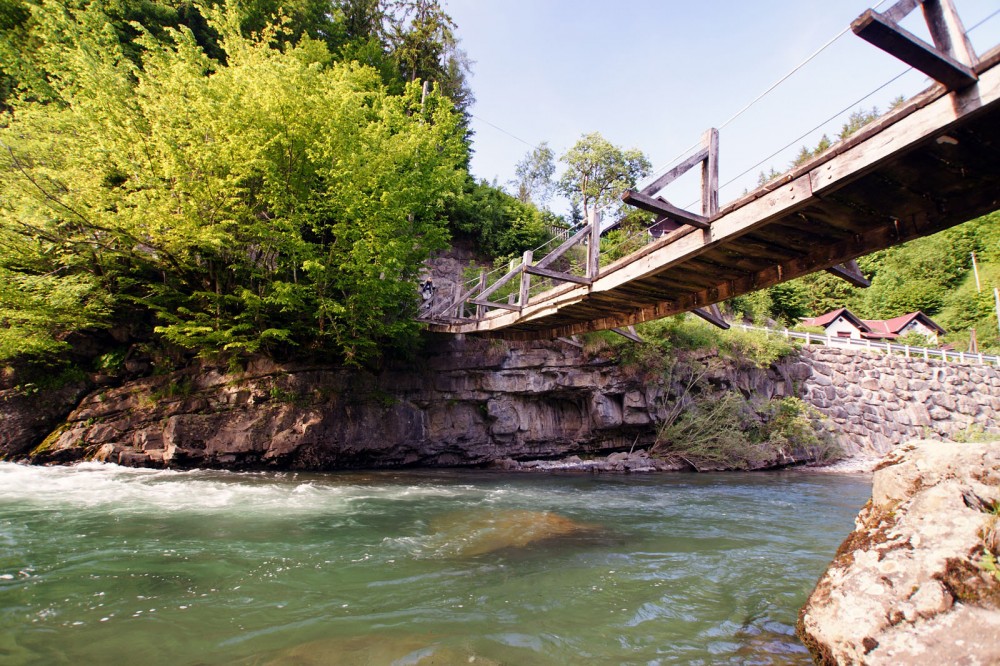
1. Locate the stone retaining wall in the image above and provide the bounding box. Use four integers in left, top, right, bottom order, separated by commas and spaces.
797, 347, 1000, 456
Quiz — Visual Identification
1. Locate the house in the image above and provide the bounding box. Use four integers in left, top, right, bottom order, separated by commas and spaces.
800, 308, 946, 344
800, 308, 869, 340
862, 312, 947, 343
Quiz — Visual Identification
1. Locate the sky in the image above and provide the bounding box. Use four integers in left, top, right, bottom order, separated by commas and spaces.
444, 0, 1000, 216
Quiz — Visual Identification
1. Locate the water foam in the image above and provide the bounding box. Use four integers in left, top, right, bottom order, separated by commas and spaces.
0, 462, 486, 518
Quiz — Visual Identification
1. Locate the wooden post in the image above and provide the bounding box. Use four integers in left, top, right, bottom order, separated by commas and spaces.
451, 280, 465, 318
519, 250, 533, 306
476, 269, 487, 319
922, 0, 978, 68
701, 128, 719, 218
587, 210, 601, 279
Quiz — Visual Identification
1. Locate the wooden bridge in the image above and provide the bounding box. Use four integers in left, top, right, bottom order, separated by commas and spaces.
423, 0, 1000, 340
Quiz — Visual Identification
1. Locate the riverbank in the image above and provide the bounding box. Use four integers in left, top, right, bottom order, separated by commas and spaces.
0, 336, 838, 471
3, 335, 994, 474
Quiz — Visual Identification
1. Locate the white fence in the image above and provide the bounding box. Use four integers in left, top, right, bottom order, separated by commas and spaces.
736, 324, 1000, 367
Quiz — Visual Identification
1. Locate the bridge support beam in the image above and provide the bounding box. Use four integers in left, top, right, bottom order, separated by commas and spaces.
825, 259, 871, 288
692, 303, 730, 329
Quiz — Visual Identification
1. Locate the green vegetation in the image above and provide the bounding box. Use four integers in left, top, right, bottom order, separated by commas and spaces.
585, 315, 797, 371
652, 393, 841, 470
0, 1, 475, 368
558, 132, 651, 221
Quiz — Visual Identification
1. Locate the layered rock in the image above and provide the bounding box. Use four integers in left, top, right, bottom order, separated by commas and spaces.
8, 337, 806, 470
797, 440, 1000, 664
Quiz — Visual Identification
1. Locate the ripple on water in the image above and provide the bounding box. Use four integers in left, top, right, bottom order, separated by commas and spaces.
0, 463, 870, 665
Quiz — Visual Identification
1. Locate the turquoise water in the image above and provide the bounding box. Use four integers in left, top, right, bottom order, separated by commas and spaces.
0, 462, 870, 665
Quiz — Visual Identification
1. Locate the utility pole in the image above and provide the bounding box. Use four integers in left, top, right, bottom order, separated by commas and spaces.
994, 287, 1000, 340
972, 251, 982, 292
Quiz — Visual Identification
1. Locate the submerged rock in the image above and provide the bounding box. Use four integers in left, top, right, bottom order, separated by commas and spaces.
797, 440, 1000, 664
422, 509, 596, 558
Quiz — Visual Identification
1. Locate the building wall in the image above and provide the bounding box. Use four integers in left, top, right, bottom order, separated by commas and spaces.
824, 316, 864, 340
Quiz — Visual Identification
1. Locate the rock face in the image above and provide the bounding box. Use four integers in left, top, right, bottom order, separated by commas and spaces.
797, 440, 1000, 665
796, 348, 1000, 457
6, 337, 806, 470
0, 379, 91, 459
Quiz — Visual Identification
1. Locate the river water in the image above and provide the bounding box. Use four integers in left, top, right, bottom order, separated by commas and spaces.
0, 462, 870, 665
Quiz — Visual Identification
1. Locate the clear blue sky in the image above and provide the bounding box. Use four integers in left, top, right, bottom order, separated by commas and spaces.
446, 0, 1000, 215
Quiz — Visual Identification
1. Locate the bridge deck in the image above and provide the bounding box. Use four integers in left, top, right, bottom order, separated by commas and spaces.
429, 45, 1000, 340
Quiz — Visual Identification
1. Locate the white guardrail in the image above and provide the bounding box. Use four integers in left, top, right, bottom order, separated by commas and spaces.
737, 324, 1000, 367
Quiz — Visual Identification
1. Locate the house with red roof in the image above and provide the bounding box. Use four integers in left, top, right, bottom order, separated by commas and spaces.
800, 308, 946, 344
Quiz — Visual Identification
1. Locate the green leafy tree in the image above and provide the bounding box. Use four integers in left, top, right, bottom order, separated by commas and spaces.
511, 142, 555, 207
0, 3, 466, 366
448, 179, 548, 259
558, 132, 651, 220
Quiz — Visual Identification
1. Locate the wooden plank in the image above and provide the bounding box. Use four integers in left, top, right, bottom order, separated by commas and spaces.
518, 250, 533, 307
556, 336, 584, 349
587, 210, 601, 278
469, 298, 520, 312
621, 190, 710, 229
611, 326, 643, 343
476, 261, 522, 301
524, 264, 593, 285
811, 60, 1000, 194
922, 0, 978, 69
639, 146, 709, 196
825, 259, 871, 287
852, 10, 977, 89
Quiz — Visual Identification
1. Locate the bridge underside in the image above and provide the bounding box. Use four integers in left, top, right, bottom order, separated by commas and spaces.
429, 46, 1000, 341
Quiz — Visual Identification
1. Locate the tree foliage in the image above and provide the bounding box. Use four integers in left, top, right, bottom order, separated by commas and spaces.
511, 142, 555, 207
447, 178, 549, 260
0, 2, 466, 366
558, 132, 651, 220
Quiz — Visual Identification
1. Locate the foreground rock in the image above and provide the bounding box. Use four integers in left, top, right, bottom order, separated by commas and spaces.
797, 440, 1000, 664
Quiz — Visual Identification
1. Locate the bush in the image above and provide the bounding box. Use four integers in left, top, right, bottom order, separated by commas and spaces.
652, 393, 842, 470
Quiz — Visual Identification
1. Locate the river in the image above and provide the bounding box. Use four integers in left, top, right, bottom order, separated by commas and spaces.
0, 462, 870, 665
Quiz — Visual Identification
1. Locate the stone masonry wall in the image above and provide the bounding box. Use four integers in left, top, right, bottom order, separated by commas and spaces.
797, 347, 1000, 457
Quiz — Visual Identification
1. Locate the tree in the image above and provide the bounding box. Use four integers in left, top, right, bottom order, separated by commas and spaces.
511, 142, 555, 207
0, 3, 467, 366
447, 179, 548, 259
558, 132, 651, 220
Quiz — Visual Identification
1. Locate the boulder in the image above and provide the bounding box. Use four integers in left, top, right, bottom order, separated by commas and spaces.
797, 440, 1000, 665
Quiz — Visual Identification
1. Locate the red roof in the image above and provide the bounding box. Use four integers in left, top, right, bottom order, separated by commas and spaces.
802, 309, 946, 338
800, 308, 869, 331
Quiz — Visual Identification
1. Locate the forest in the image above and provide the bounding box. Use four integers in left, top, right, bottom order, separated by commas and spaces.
1, 0, 998, 378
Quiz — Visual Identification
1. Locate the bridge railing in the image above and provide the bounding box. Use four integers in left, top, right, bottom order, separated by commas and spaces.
418, 209, 604, 323
736, 323, 1000, 367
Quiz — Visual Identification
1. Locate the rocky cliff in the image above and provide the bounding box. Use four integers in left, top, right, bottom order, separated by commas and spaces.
2, 336, 805, 470
797, 440, 1000, 664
